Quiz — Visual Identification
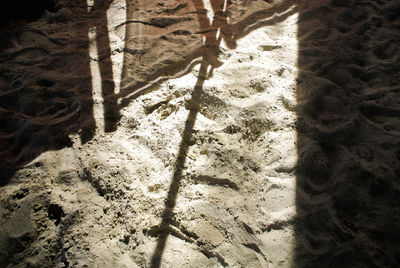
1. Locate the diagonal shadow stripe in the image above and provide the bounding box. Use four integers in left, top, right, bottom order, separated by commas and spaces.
150, 61, 208, 267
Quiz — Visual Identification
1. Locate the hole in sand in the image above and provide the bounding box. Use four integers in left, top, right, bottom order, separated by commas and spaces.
47, 203, 65, 226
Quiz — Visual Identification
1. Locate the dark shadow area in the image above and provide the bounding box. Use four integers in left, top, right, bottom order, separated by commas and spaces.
0, 0, 58, 50
295, 0, 400, 266
0, 0, 114, 182
0, 0, 57, 22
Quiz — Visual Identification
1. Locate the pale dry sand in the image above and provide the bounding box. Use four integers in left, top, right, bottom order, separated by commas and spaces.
1, 0, 400, 267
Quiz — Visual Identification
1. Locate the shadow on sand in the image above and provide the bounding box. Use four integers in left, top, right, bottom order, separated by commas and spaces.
295, 0, 400, 266
2, 0, 399, 266
0, 0, 295, 182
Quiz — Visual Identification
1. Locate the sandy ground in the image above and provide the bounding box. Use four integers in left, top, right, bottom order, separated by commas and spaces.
1, 0, 400, 267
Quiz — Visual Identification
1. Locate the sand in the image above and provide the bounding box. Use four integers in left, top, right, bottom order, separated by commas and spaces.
0, 0, 400, 267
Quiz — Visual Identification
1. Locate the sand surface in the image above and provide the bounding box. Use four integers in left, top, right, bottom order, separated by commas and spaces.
1, 0, 400, 267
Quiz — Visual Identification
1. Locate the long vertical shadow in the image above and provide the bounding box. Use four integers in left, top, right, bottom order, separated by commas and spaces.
295, 0, 400, 266
150, 61, 208, 267
148, 1, 300, 266
150, 1, 227, 265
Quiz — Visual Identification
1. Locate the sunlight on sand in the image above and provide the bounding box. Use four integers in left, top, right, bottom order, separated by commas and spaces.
89, 0, 298, 266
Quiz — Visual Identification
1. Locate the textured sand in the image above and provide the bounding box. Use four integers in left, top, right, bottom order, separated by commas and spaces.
1, 0, 400, 267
